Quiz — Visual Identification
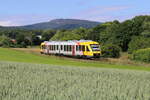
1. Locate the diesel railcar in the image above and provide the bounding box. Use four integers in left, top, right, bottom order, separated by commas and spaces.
40, 40, 101, 58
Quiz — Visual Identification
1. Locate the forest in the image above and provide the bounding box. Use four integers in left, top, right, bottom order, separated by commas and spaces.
0, 15, 150, 62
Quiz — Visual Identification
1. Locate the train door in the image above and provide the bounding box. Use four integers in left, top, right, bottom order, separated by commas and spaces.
72, 45, 75, 56
46, 45, 49, 54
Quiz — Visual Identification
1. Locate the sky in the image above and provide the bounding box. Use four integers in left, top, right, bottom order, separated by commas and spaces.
0, 0, 150, 26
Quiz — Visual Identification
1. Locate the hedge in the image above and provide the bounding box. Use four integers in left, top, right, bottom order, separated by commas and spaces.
132, 48, 150, 63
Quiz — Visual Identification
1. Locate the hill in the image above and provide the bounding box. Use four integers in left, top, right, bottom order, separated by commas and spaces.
18, 19, 101, 30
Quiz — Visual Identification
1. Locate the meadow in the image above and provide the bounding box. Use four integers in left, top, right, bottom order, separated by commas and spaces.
0, 61, 150, 100
0, 48, 150, 71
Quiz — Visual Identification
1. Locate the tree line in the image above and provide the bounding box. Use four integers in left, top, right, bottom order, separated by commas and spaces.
0, 15, 150, 61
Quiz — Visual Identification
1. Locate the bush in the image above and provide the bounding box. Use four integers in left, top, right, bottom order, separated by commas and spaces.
101, 44, 121, 58
132, 48, 150, 63
0, 36, 13, 47
128, 36, 150, 53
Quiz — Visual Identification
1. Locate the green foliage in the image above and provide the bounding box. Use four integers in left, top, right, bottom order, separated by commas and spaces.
99, 21, 120, 45
41, 30, 56, 41
0, 61, 150, 100
86, 23, 108, 41
128, 36, 150, 53
51, 30, 81, 41
101, 44, 121, 58
132, 48, 150, 63
0, 36, 14, 47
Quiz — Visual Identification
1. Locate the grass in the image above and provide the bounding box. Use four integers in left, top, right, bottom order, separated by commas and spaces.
0, 61, 150, 100
0, 47, 150, 71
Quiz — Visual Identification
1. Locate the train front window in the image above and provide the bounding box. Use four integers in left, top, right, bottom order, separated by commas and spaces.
90, 44, 100, 51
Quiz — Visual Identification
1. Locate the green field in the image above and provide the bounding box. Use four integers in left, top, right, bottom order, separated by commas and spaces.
0, 48, 150, 71
0, 61, 150, 100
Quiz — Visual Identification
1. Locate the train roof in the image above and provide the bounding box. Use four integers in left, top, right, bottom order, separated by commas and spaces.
42, 40, 99, 45
44, 40, 93, 43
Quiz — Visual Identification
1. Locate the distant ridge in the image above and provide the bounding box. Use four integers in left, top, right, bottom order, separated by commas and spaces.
18, 19, 101, 30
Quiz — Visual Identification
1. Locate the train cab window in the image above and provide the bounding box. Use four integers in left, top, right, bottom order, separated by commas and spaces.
41, 45, 44, 49
42, 45, 45, 49
86, 46, 90, 51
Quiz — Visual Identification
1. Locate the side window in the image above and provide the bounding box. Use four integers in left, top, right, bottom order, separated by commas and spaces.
50, 45, 52, 50
49, 45, 50, 50
52, 45, 53, 51
53, 45, 54, 51
82, 45, 85, 51
66, 45, 68, 51
64, 45, 66, 51
79, 45, 82, 51
86, 46, 90, 51
57, 45, 59, 50
61, 45, 63, 50
76, 45, 78, 51
70, 45, 72, 51
53, 45, 54, 50
68, 45, 69, 51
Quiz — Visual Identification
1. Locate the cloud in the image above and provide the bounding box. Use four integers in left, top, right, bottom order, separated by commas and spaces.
0, 21, 18, 26
72, 6, 131, 22
0, 15, 53, 26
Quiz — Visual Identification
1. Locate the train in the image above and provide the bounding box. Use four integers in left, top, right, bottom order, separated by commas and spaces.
40, 40, 101, 58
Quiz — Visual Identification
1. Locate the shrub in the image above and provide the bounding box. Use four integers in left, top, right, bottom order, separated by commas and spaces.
132, 48, 150, 63
101, 44, 121, 58
128, 36, 150, 53
0, 36, 13, 47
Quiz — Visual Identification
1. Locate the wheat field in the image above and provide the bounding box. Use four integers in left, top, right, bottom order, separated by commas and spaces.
0, 61, 150, 100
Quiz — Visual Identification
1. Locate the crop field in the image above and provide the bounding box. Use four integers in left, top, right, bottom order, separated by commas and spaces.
0, 61, 150, 100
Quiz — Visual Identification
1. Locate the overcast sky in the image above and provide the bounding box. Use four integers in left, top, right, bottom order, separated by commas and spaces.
0, 0, 149, 26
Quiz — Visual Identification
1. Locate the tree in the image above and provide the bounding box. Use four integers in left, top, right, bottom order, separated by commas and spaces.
42, 30, 56, 41
0, 35, 13, 47
128, 36, 150, 53
86, 23, 108, 41
51, 30, 81, 41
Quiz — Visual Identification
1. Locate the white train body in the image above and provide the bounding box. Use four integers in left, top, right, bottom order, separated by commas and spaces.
40, 40, 101, 58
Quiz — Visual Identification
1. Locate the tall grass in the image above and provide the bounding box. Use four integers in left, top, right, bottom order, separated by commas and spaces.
0, 61, 150, 100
